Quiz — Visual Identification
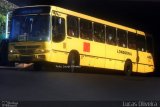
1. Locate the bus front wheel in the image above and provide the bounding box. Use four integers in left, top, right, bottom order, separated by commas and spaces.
67, 51, 80, 72
124, 60, 132, 76
33, 62, 42, 71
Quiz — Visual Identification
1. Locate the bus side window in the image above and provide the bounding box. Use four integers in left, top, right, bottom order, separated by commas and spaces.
52, 16, 65, 42
117, 29, 127, 48
67, 15, 79, 37
136, 35, 146, 52
128, 32, 136, 50
106, 26, 116, 45
80, 19, 92, 40
93, 22, 105, 43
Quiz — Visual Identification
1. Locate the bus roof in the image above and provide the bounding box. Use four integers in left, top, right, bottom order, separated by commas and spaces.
16, 5, 145, 36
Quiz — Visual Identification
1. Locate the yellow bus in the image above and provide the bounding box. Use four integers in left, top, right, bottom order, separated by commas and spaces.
8, 5, 154, 74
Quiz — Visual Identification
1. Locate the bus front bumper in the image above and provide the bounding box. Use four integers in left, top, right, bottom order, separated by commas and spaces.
8, 54, 47, 63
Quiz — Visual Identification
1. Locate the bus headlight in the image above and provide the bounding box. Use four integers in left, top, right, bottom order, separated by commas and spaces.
9, 49, 19, 54
34, 49, 50, 54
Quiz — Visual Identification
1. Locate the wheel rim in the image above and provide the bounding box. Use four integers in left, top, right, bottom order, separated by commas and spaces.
70, 54, 76, 72
71, 56, 75, 65
126, 65, 131, 76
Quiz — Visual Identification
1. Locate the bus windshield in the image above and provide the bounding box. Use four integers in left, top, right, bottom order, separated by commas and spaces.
10, 15, 50, 42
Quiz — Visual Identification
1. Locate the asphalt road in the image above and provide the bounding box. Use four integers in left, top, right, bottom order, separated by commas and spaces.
0, 67, 160, 106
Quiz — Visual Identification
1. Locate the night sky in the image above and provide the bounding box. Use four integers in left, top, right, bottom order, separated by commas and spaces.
8, 0, 160, 32
8, 0, 160, 71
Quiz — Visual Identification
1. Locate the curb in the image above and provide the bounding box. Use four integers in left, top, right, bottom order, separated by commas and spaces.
0, 66, 17, 70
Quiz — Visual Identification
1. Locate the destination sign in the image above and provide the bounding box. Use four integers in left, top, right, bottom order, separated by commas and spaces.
13, 6, 51, 15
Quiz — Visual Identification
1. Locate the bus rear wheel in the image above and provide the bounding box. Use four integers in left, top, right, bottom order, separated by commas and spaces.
124, 60, 132, 76
67, 52, 79, 72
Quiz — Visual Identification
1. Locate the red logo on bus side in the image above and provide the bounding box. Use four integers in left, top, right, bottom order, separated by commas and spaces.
83, 42, 90, 52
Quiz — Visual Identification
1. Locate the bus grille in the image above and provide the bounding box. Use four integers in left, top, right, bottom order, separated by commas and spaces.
20, 56, 33, 62
14, 45, 40, 49
18, 50, 35, 54
14, 45, 40, 54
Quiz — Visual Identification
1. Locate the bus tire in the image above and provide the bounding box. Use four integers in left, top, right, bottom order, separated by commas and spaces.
124, 60, 132, 76
9, 61, 15, 67
33, 62, 42, 71
67, 51, 80, 72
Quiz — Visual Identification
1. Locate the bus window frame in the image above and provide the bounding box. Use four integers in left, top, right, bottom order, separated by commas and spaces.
136, 34, 146, 52
105, 25, 116, 46
116, 28, 127, 48
93, 22, 105, 43
67, 15, 79, 38
52, 15, 65, 42
80, 18, 93, 41
128, 32, 137, 50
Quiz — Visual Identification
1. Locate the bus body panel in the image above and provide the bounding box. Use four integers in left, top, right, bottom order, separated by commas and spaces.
114, 47, 126, 71
105, 45, 116, 69
144, 52, 154, 73
8, 5, 154, 73
91, 42, 105, 68
138, 51, 147, 73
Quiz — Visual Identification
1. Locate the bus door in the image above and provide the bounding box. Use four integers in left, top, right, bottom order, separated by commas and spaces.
51, 11, 67, 63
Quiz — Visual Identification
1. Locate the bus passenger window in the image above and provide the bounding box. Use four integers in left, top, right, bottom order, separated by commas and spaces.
67, 15, 79, 37
52, 16, 65, 42
80, 19, 92, 40
117, 29, 127, 48
106, 26, 116, 45
128, 32, 136, 50
93, 23, 105, 43
136, 35, 146, 52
